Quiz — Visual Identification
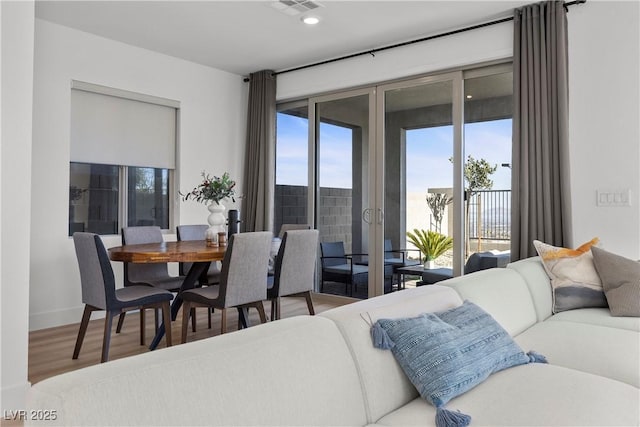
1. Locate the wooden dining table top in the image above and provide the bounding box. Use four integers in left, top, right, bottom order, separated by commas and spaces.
108, 240, 226, 264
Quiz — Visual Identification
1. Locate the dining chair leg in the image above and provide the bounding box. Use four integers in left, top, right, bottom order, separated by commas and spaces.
208, 308, 212, 329
162, 302, 172, 348
72, 305, 93, 359
275, 298, 282, 321
116, 312, 126, 333
255, 302, 267, 324
181, 301, 191, 344
101, 311, 115, 363
154, 308, 160, 332
220, 308, 227, 335
139, 308, 145, 346
191, 308, 197, 333
270, 298, 277, 321
304, 291, 315, 315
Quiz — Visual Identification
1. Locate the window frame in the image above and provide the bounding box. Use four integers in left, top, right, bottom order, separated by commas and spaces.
68, 81, 180, 237
69, 162, 175, 236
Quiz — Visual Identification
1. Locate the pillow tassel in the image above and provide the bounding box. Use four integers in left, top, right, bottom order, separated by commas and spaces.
435, 406, 471, 427
371, 322, 395, 349
527, 350, 548, 364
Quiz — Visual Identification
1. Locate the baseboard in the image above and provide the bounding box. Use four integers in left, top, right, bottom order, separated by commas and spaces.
29, 306, 103, 331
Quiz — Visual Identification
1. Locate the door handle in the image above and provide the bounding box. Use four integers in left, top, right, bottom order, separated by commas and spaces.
377, 208, 384, 224
362, 208, 373, 224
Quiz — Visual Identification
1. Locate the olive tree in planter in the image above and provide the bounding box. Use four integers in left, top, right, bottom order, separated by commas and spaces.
406, 229, 453, 269
449, 155, 497, 257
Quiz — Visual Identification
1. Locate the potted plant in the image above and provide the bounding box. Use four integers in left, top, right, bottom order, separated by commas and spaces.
406, 229, 453, 269
181, 171, 236, 206
181, 172, 237, 245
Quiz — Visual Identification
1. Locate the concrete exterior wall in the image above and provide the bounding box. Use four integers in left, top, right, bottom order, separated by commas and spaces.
274, 184, 308, 230
274, 184, 354, 251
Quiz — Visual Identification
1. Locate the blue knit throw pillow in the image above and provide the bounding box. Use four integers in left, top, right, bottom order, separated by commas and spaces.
371, 301, 546, 427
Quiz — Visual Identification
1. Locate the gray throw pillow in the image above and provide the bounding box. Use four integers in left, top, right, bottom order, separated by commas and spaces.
591, 247, 640, 317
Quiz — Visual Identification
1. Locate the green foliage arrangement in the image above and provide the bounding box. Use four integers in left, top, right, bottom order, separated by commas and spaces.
406, 229, 454, 262
181, 171, 236, 205
462, 155, 497, 196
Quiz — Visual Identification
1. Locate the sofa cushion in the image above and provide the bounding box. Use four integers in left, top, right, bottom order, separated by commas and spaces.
506, 257, 553, 322
26, 316, 368, 426
372, 301, 542, 425
547, 307, 640, 331
533, 238, 607, 313
371, 364, 640, 427
439, 268, 538, 336
320, 285, 463, 424
514, 320, 640, 387
591, 246, 640, 316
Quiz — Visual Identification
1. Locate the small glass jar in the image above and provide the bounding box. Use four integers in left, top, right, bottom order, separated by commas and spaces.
205, 228, 218, 247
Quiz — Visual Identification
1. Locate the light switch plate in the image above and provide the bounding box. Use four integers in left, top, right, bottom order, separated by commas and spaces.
596, 189, 632, 207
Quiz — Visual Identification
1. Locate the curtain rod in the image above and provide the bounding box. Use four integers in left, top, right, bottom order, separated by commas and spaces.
266, 0, 585, 77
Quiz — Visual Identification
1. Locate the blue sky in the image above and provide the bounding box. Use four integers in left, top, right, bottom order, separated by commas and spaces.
276, 113, 512, 191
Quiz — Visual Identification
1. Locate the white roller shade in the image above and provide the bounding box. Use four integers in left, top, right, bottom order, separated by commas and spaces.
70, 88, 176, 169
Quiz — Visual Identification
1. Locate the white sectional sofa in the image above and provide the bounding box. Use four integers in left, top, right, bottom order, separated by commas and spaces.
26, 257, 640, 426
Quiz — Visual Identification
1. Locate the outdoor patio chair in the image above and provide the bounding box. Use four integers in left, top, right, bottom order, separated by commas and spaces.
319, 241, 369, 297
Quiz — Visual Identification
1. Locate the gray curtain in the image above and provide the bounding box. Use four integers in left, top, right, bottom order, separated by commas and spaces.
511, 1, 572, 260
241, 70, 276, 232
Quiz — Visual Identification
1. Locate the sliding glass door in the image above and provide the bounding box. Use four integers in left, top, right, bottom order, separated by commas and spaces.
462, 69, 513, 256
313, 89, 376, 298
379, 75, 463, 281
274, 64, 512, 299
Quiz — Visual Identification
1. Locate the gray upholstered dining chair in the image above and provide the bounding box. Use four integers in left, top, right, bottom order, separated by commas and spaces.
117, 226, 185, 333
121, 226, 185, 291
180, 231, 272, 342
277, 223, 311, 239
177, 224, 221, 331
176, 224, 221, 285
267, 229, 319, 320
72, 232, 173, 363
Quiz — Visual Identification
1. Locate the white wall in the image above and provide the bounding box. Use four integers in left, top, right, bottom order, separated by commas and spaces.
568, 1, 640, 258
30, 19, 247, 330
1, 0, 35, 412
277, 1, 640, 260
277, 20, 513, 101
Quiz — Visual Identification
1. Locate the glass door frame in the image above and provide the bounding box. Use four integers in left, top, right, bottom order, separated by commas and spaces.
374, 71, 465, 286
308, 87, 380, 296
294, 63, 511, 298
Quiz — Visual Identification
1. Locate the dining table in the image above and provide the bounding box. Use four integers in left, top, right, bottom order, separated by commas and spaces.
108, 240, 226, 350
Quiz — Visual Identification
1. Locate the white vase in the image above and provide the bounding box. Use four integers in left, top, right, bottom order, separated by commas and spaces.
423, 259, 435, 269
207, 202, 226, 241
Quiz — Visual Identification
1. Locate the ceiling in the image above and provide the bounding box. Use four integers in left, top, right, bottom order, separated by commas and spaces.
35, 1, 531, 76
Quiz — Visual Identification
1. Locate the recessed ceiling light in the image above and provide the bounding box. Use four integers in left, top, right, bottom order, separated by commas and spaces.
466, 95, 473, 99
302, 16, 320, 25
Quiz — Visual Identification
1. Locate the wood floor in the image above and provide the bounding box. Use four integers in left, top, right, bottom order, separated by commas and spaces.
28, 294, 348, 385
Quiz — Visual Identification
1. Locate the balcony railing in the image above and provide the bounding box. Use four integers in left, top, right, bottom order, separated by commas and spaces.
467, 189, 511, 241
